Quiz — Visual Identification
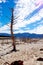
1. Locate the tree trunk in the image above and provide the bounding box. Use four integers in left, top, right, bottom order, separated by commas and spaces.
11, 8, 16, 51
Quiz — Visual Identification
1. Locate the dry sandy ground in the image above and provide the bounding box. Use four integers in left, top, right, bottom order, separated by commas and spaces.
0, 39, 43, 65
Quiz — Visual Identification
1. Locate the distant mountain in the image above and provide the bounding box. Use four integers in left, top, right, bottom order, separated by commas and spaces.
0, 33, 10, 37
0, 33, 43, 38
15, 33, 43, 38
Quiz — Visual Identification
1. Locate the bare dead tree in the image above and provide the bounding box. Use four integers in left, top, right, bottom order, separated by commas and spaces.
10, 8, 16, 51
4, 8, 17, 52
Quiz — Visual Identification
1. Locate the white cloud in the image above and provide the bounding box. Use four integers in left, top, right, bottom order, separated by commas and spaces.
35, 0, 43, 6
14, 25, 43, 34
0, 24, 10, 34
14, 0, 43, 23
30, 25, 43, 34
14, 0, 36, 20
14, 0, 39, 27
38, 9, 43, 18
0, 0, 6, 3
14, 7, 43, 31
0, 0, 43, 34
0, 20, 43, 34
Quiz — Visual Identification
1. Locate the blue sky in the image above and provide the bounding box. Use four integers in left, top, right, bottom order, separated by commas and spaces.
0, 0, 43, 34
0, 0, 16, 26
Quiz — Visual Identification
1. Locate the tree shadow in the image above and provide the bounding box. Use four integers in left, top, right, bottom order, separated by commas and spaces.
1, 49, 19, 56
